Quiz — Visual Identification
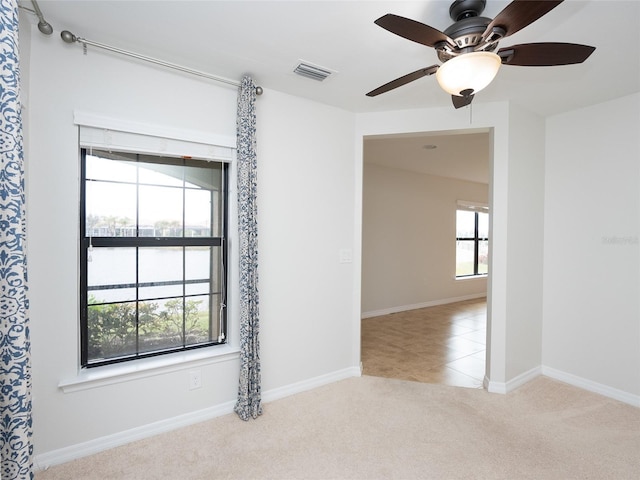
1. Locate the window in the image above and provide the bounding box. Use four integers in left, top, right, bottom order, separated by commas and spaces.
456, 205, 489, 278
80, 149, 228, 367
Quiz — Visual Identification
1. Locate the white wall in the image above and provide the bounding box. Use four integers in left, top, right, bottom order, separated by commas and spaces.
543, 93, 640, 401
25, 27, 358, 464
504, 103, 546, 381
361, 163, 488, 316
256, 90, 357, 390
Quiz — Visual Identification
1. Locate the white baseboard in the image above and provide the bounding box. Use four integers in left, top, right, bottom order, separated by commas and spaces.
35, 363, 637, 471
542, 366, 640, 407
485, 365, 639, 408
486, 366, 542, 394
261, 366, 361, 403
34, 400, 236, 471
35, 366, 361, 471
361, 293, 487, 319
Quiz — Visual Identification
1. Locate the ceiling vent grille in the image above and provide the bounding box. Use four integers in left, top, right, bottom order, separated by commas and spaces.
293, 62, 333, 81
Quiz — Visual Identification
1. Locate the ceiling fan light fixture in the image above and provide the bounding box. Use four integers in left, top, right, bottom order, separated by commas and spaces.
435, 51, 501, 96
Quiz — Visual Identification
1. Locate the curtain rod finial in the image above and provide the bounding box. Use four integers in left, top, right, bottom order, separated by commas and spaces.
255, 86, 263, 96
38, 21, 53, 35
61, 30, 77, 43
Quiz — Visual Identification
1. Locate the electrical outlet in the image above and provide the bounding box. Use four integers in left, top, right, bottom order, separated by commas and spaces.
188, 369, 202, 390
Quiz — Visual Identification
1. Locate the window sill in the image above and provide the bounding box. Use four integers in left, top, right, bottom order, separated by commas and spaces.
58, 344, 240, 393
455, 274, 488, 281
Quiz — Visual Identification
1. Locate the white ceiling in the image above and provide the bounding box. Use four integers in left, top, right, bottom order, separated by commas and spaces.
364, 129, 490, 183
21, 1, 640, 181
24, 0, 640, 116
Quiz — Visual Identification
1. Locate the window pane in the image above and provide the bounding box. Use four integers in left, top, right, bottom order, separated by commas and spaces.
478, 240, 489, 274
185, 189, 212, 237
184, 162, 222, 190
89, 288, 137, 305
478, 212, 489, 238
139, 247, 183, 283
86, 154, 137, 183
138, 161, 184, 187
456, 210, 475, 237
87, 301, 137, 363
185, 246, 222, 293
86, 182, 136, 237
456, 240, 475, 276
139, 185, 183, 236
211, 188, 223, 238
88, 247, 136, 288
184, 247, 210, 280
82, 149, 228, 367
185, 282, 210, 296
138, 284, 183, 301
138, 298, 184, 353
185, 294, 213, 345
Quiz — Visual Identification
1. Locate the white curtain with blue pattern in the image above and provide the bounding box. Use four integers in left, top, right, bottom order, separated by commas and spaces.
0, 0, 32, 478
234, 75, 262, 421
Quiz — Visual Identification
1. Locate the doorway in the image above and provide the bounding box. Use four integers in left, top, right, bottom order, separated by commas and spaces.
360, 129, 490, 388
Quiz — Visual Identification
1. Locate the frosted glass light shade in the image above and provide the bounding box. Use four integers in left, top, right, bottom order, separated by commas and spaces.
435, 51, 502, 96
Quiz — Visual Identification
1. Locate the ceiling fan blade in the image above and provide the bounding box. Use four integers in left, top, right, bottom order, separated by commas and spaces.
452, 93, 474, 109
366, 65, 439, 97
498, 43, 596, 66
375, 14, 455, 48
483, 0, 564, 39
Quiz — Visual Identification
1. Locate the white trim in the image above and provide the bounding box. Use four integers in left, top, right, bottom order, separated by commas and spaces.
485, 366, 640, 407
486, 366, 542, 394
35, 366, 361, 471
78, 124, 233, 162
455, 274, 488, 282
68, 116, 241, 389
361, 293, 487, 319
542, 366, 640, 407
35, 364, 638, 471
59, 346, 240, 393
34, 399, 237, 472
261, 366, 362, 404
74, 111, 236, 150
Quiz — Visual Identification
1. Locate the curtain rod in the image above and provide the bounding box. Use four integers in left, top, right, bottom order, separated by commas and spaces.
19, 0, 53, 34
59, 29, 263, 95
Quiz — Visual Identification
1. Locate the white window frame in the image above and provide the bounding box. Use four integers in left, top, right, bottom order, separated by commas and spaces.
59, 112, 240, 392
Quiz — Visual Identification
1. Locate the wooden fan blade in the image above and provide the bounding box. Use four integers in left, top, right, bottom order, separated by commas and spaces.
482, 0, 564, 39
366, 65, 439, 97
452, 93, 474, 109
375, 14, 455, 48
498, 43, 596, 66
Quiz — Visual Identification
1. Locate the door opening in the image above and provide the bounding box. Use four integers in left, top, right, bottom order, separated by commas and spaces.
360, 128, 491, 388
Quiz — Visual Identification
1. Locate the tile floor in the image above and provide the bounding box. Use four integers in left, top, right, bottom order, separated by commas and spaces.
361, 298, 487, 388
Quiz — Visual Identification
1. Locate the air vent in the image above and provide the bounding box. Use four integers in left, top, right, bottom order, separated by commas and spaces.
293, 62, 333, 81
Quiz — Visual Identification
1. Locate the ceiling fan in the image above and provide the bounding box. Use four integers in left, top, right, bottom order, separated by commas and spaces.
366, 0, 595, 108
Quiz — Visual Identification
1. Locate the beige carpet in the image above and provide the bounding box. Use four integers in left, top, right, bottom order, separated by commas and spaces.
36, 376, 639, 479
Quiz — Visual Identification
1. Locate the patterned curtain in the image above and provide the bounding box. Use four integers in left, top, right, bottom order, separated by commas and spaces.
234, 75, 262, 421
0, 0, 33, 478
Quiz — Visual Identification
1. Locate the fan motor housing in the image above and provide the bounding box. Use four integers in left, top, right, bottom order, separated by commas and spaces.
449, 0, 487, 21
439, 16, 494, 62
445, 17, 492, 47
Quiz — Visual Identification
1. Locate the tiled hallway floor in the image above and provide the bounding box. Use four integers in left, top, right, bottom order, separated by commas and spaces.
361, 298, 487, 388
